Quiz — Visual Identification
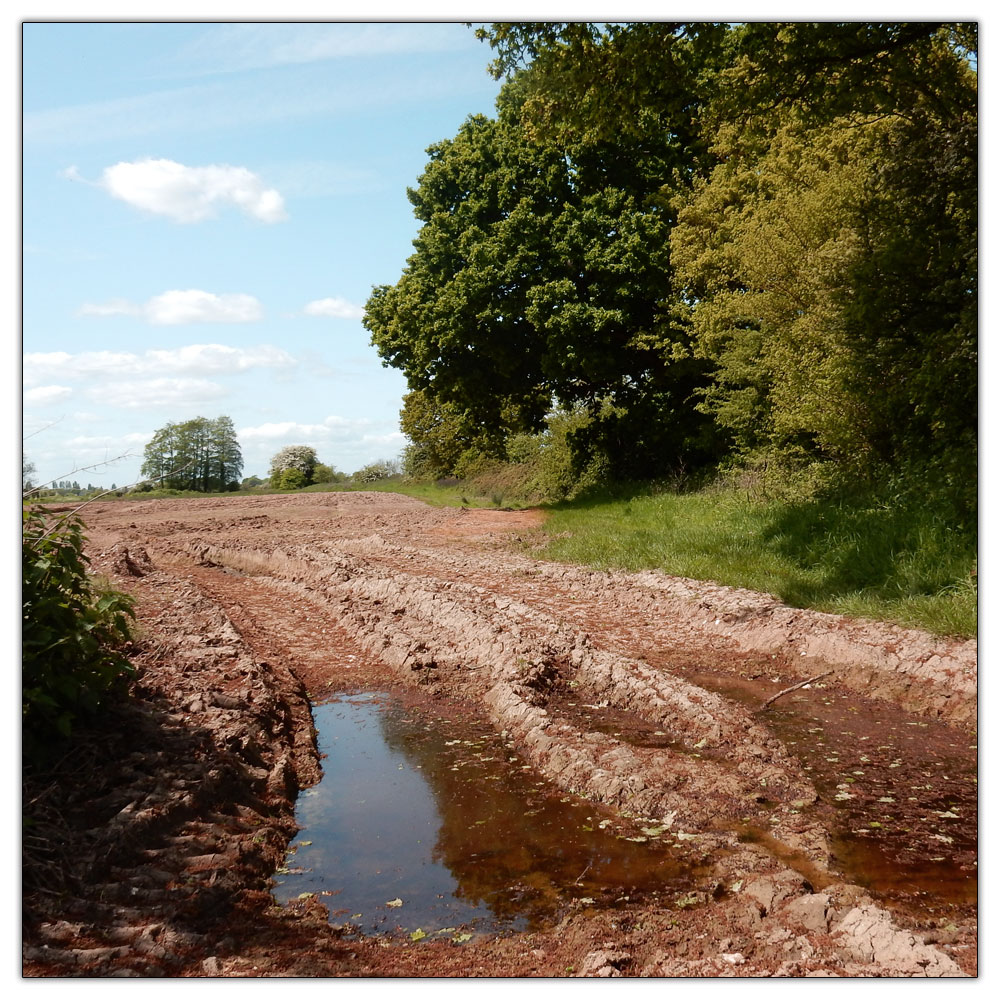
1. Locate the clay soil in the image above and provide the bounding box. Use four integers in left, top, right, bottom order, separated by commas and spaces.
22, 490, 978, 978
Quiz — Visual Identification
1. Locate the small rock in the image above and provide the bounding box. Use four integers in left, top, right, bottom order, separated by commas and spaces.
202, 956, 223, 975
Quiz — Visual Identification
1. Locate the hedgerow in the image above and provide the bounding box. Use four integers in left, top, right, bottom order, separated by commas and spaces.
22, 503, 136, 759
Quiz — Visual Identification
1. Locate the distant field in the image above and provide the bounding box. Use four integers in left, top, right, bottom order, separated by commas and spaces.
42, 477, 975, 639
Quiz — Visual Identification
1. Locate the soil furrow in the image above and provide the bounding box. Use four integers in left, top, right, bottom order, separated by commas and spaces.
23, 491, 976, 977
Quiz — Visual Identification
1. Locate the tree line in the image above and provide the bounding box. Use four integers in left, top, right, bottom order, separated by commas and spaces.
137, 420, 396, 493
364, 22, 976, 516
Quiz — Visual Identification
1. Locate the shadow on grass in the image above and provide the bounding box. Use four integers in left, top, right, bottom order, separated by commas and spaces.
753, 491, 975, 611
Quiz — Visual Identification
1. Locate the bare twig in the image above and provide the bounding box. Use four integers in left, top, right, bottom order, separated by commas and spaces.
22, 452, 138, 499
22, 415, 66, 441
33, 459, 198, 539
758, 670, 834, 712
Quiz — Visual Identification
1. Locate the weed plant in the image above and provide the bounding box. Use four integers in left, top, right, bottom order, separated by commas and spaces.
22, 504, 136, 760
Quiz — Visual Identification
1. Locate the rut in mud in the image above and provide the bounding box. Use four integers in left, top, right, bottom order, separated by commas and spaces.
23, 491, 977, 977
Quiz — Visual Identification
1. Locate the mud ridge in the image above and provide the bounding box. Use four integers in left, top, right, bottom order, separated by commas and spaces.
185, 538, 822, 851
334, 532, 976, 725
23, 492, 975, 977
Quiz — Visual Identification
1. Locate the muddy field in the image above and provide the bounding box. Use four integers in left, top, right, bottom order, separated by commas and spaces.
22, 491, 977, 978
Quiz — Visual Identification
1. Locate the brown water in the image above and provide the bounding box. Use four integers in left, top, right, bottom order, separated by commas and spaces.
683, 668, 977, 915
272, 691, 705, 938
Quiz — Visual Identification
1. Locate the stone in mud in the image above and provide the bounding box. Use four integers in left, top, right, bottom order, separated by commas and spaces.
742, 870, 808, 916
833, 906, 964, 977
782, 893, 831, 933
577, 950, 629, 977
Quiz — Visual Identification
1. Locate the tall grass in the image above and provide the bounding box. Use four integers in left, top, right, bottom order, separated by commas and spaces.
533, 485, 976, 639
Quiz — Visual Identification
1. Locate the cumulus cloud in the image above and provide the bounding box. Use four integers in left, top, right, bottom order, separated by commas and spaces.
303, 296, 365, 320
24, 344, 295, 384
97, 158, 287, 223
79, 289, 263, 325
95, 378, 228, 409
24, 385, 73, 405
238, 416, 405, 473
238, 415, 367, 441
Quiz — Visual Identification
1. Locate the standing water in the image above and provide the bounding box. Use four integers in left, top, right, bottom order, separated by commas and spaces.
272, 691, 702, 937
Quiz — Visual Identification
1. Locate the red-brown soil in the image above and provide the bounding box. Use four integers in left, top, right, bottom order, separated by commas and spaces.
22, 491, 977, 977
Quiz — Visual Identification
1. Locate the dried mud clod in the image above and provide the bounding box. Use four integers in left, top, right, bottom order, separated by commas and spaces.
23, 568, 319, 977
23, 491, 976, 978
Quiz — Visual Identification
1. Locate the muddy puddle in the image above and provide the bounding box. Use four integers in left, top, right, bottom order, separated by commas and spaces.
272, 691, 706, 938
682, 668, 978, 917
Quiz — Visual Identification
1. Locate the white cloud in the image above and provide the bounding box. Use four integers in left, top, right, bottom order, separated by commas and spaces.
303, 296, 365, 320
97, 158, 287, 223
25, 344, 295, 384
95, 377, 228, 409
238, 415, 369, 442
238, 415, 406, 475
172, 22, 469, 76
79, 289, 264, 325
67, 432, 152, 450
24, 385, 73, 405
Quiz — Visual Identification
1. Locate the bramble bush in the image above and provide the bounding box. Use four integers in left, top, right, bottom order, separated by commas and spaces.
22, 503, 136, 759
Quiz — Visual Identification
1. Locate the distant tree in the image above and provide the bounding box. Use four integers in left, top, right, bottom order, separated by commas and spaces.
241, 475, 265, 489
22, 457, 36, 493
353, 459, 401, 483
268, 445, 318, 487
140, 416, 243, 492
275, 468, 306, 490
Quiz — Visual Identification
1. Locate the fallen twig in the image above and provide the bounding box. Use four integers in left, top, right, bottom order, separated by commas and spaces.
758, 670, 834, 711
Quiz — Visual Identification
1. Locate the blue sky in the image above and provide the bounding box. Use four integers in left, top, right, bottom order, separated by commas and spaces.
21, 20, 503, 488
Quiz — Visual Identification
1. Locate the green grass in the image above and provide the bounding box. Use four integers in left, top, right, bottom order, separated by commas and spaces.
532, 485, 976, 638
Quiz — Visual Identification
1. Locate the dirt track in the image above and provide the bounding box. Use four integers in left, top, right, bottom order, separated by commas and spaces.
22, 491, 978, 977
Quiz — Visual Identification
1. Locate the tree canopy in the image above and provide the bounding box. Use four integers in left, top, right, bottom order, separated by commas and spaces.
140, 416, 243, 492
268, 445, 319, 488
365, 22, 976, 509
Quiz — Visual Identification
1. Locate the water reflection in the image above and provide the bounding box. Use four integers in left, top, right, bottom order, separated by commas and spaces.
272, 691, 696, 936
683, 669, 977, 913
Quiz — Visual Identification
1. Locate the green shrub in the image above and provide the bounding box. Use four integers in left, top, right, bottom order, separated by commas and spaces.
22, 504, 136, 758
353, 459, 401, 483
275, 467, 307, 490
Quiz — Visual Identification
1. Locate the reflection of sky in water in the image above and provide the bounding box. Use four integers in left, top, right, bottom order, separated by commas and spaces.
272, 694, 478, 933
272, 692, 693, 936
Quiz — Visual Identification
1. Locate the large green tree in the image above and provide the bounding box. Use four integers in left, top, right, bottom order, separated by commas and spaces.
140, 416, 243, 492
474, 21, 976, 502
371, 22, 974, 501
670, 23, 976, 503
364, 83, 720, 478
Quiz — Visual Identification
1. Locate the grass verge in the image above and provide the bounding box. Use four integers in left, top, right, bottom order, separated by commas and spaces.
532, 485, 976, 639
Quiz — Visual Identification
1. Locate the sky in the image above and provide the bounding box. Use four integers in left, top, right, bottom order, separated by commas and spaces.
21, 20, 504, 488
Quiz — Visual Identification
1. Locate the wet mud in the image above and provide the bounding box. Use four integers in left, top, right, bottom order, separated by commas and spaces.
22, 491, 977, 977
